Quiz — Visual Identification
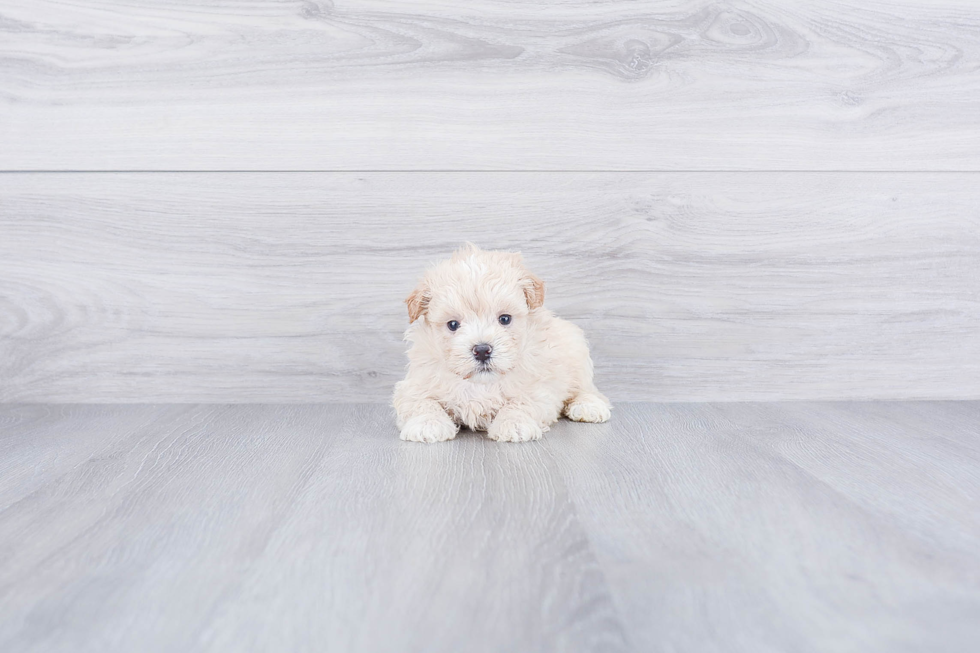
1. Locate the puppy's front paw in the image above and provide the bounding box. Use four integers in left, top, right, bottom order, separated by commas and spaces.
486, 414, 543, 443
400, 414, 458, 443
565, 395, 612, 423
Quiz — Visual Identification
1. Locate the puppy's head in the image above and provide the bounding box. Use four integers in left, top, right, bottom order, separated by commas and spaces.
405, 244, 545, 382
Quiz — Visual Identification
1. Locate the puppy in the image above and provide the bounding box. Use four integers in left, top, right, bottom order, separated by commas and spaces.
393, 245, 611, 443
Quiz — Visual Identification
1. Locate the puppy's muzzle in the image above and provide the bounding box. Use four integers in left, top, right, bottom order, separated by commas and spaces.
472, 343, 492, 362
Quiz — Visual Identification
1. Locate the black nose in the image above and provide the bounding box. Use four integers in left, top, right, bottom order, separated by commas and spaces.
472, 343, 492, 362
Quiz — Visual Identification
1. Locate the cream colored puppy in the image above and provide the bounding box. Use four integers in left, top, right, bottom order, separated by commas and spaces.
393, 245, 611, 443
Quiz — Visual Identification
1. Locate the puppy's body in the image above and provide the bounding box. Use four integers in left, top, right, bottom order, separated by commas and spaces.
393, 246, 610, 443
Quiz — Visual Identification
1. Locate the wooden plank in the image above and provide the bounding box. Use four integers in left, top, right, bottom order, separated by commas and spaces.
1, 402, 978, 651
545, 402, 980, 652
0, 404, 196, 510
2, 0, 979, 170
2, 172, 978, 402
0, 403, 628, 653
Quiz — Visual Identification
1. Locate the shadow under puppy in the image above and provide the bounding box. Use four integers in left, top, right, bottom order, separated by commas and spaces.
393, 245, 611, 443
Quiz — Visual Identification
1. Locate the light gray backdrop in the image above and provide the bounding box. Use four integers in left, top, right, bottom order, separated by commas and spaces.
2, 0, 978, 402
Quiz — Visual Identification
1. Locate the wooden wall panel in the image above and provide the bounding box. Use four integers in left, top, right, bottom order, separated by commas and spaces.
1, 1, 979, 170
2, 172, 977, 402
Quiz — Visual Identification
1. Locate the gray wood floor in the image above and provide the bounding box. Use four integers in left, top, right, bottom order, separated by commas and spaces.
2, 402, 978, 652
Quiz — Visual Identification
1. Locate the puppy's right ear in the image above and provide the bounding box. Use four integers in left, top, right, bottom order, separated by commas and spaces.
523, 273, 545, 310
405, 281, 430, 323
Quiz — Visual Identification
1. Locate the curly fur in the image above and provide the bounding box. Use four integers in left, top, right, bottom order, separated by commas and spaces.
393, 245, 610, 443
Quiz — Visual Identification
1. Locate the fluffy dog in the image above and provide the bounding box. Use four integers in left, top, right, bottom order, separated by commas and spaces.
393, 245, 611, 443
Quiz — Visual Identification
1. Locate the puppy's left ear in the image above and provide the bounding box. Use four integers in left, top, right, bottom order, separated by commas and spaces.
523, 273, 545, 310
406, 281, 431, 323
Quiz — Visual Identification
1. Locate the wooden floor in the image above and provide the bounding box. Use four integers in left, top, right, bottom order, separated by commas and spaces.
2, 402, 978, 652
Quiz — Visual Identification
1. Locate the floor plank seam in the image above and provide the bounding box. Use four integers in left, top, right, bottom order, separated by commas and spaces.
539, 437, 636, 652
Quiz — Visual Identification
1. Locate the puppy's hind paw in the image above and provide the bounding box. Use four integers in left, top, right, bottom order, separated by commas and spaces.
565, 395, 612, 423
486, 414, 543, 443
400, 414, 458, 443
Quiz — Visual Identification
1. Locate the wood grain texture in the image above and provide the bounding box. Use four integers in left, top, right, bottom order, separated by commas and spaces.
0, 169, 980, 402
2, 0, 979, 170
0, 403, 628, 653
2, 172, 978, 403
1, 402, 978, 652
545, 401, 980, 652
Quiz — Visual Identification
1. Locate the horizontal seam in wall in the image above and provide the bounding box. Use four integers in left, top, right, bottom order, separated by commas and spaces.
1, 170, 979, 174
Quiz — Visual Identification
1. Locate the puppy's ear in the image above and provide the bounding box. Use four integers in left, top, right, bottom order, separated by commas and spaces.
523, 273, 545, 310
405, 281, 431, 323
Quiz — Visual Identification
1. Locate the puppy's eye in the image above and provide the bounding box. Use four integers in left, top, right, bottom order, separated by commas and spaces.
447, 320, 460, 331
498, 314, 512, 325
